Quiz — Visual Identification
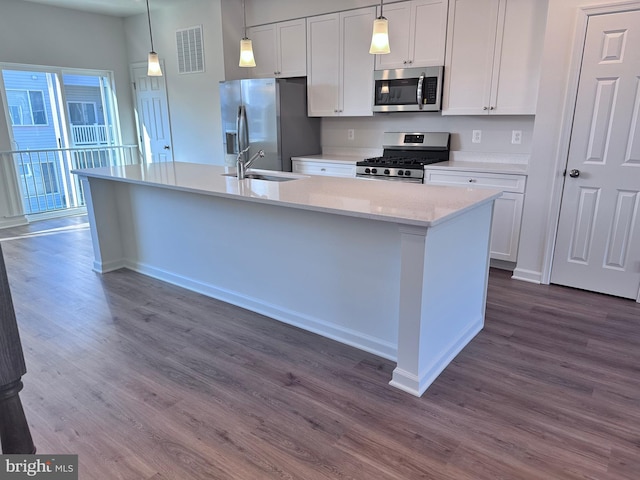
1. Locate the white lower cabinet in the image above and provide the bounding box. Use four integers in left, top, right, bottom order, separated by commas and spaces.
292, 158, 356, 178
424, 169, 526, 262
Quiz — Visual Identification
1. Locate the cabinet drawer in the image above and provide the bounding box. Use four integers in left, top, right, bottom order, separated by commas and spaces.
292, 160, 355, 178
424, 170, 526, 193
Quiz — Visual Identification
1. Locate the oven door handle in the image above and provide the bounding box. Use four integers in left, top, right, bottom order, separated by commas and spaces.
417, 73, 425, 110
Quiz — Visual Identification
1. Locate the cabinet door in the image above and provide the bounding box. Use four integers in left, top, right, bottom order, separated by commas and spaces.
442, 0, 499, 115
374, 2, 412, 70
411, 0, 449, 67
307, 14, 341, 116
277, 19, 307, 77
248, 24, 278, 78
490, 192, 523, 262
341, 7, 376, 116
375, 0, 448, 70
491, 0, 545, 114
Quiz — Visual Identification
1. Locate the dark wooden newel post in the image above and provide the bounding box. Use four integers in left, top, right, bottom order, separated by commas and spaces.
0, 243, 35, 454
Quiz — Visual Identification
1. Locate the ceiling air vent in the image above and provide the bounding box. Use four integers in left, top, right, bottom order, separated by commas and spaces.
176, 25, 205, 74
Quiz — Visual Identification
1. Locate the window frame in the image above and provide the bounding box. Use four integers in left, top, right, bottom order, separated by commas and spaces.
67, 101, 98, 125
6, 88, 48, 127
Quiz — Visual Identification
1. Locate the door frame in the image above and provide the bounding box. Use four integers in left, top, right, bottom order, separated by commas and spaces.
543, 1, 640, 302
129, 60, 173, 164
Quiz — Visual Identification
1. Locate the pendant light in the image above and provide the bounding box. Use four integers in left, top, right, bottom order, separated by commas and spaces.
146, 0, 162, 76
369, 0, 391, 55
239, 0, 256, 67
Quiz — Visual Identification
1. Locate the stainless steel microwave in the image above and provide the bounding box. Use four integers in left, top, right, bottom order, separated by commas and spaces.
372, 66, 443, 113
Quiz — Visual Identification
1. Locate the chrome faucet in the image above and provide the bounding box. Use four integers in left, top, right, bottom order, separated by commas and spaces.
236, 146, 265, 180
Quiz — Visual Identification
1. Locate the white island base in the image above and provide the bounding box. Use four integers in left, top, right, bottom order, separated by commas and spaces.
75, 163, 497, 397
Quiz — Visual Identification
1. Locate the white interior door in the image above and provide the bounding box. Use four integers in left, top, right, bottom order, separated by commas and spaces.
552, 10, 640, 301
131, 64, 173, 163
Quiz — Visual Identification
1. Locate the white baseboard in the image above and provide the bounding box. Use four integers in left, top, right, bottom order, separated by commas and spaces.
93, 259, 127, 274
0, 216, 27, 230
511, 267, 542, 284
390, 318, 483, 397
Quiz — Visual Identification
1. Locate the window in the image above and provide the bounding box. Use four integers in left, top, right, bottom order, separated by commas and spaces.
67, 102, 97, 125
7, 89, 47, 126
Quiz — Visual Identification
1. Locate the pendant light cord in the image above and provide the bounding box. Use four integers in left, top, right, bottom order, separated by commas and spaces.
379, 0, 384, 19
242, 0, 247, 38
146, 0, 155, 52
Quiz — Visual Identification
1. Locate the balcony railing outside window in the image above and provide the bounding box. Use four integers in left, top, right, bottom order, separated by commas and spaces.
0, 145, 141, 216
71, 124, 114, 146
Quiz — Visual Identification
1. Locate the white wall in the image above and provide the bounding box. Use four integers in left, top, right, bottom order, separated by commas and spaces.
0, 0, 137, 226
0, 0, 137, 144
514, 0, 624, 284
124, 0, 226, 164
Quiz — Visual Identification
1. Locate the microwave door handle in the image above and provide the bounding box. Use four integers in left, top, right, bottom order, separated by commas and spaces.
417, 73, 425, 110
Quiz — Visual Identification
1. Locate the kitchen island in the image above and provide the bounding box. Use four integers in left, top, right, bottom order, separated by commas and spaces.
73, 162, 500, 397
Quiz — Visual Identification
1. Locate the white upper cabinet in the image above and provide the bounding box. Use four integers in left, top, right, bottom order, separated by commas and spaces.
442, 0, 546, 115
307, 7, 376, 117
248, 19, 307, 78
375, 0, 449, 70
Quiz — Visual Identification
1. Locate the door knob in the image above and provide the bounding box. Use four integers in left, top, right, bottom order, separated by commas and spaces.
569, 169, 580, 178
164, 145, 171, 150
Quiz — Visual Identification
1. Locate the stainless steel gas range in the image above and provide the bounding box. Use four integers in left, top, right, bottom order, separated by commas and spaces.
356, 132, 450, 183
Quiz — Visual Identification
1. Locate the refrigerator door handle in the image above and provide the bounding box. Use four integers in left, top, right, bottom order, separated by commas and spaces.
236, 105, 249, 158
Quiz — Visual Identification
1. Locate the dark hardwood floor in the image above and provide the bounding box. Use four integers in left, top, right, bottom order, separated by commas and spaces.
0, 215, 638, 479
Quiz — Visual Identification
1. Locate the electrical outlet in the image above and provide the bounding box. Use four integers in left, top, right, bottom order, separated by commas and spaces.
511, 130, 522, 144
347, 129, 355, 141
472, 130, 482, 144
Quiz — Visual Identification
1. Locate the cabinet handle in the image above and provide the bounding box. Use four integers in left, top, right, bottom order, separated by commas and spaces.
468, 179, 476, 183
321, 168, 326, 172
408, 60, 413, 64
483, 106, 488, 111
403, 61, 408, 64
490, 106, 495, 110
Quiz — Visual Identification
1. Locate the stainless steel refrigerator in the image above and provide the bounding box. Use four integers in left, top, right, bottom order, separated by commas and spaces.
219, 77, 321, 171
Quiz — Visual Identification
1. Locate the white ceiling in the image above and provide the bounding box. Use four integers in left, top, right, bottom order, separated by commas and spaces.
18, 0, 177, 17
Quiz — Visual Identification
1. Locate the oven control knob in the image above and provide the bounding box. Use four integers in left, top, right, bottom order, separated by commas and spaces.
405, 170, 411, 176
384, 169, 390, 175
398, 170, 404, 176
365, 168, 371, 174
372, 168, 378, 174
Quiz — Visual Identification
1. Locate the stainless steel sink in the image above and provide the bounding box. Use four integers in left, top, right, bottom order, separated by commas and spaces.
222, 172, 299, 182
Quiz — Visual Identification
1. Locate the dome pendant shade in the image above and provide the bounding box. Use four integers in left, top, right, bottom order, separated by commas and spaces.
369, 17, 390, 54
147, 52, 163, 76
239, 38, 256, 67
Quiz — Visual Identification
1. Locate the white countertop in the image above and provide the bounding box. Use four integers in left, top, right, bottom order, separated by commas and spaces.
72, 162, 501, 228
291, 154, 363, 164
427, 160, 529, 175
